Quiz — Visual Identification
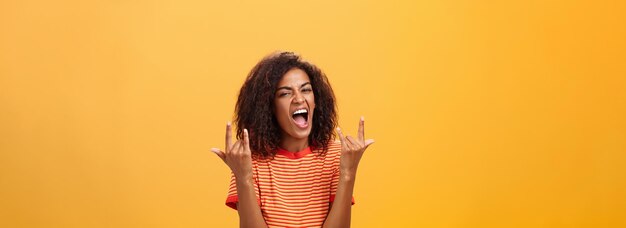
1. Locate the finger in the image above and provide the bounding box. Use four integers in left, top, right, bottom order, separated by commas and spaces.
211, 148, 226, 161
225, 122, 232, 153
358, 116, 364, 142
346, 136, 362, 149
243, 129, 250, 151
336, 127, 346, 147
344, 137, 354, 151
232, 140, 241, 154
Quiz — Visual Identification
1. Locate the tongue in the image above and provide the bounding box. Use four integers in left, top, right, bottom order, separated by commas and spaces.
293, 115, 307, 126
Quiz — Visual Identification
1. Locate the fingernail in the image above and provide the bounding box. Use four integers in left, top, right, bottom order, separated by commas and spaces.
361, 116, 364, 121
227, 121, 231, 126
210, 148, 219, 153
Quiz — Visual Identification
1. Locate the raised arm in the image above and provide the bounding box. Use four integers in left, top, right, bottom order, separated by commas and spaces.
323, 117, 375, 228
212, 123, 268, 228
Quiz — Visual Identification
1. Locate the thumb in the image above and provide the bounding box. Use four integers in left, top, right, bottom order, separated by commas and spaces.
364, 139, 375, 147
211, 148, 226, 161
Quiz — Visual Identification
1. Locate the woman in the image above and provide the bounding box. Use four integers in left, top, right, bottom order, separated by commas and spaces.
211, 52, 374, 228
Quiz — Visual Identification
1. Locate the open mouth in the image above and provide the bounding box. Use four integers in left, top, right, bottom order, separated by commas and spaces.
291, 108, 309, 128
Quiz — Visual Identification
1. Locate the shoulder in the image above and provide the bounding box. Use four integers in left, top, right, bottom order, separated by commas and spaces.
320, 140, 342, 161
328, 140, 342, 152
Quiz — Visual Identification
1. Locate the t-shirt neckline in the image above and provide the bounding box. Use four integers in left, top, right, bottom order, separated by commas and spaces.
276, 146, 312, 159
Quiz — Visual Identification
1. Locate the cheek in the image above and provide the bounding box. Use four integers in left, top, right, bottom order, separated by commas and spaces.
308, 95, 316, 108
275, 101, 290, 121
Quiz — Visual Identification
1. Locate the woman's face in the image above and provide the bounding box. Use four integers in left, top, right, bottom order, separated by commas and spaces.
274, 68, 316, 141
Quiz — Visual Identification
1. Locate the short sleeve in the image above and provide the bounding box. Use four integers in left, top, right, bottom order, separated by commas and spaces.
329, 142, 355, 205
224, 172, 261, 210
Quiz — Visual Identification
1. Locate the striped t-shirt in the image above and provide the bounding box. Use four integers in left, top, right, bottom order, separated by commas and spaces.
225, 141, 355, 227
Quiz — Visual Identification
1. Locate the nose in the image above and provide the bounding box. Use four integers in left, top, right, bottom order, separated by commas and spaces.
293, 91, 305, 104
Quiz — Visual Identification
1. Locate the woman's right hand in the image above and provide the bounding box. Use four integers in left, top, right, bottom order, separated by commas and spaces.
211, 122, 254, 179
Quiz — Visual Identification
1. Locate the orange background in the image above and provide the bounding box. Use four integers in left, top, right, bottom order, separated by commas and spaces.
1, 0, 625, 227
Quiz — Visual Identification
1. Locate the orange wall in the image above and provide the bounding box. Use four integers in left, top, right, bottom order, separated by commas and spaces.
1, 0, 625, 227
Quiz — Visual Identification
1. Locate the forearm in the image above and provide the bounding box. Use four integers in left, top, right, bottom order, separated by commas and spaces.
323, 173, 356, 228
236, 176, 268, 228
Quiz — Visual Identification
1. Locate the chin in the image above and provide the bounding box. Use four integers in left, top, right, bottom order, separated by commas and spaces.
290, 128, 311, 140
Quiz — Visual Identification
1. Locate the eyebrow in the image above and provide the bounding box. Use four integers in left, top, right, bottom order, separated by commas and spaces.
276, 82, 311, 92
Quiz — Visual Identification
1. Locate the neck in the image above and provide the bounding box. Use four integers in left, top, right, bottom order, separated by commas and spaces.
279, 135, 309, 152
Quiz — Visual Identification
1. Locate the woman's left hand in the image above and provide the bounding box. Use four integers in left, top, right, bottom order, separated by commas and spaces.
336, 116, 375, 178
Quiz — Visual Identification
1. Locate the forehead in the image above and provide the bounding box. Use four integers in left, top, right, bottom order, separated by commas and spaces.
277, 68, 310, 87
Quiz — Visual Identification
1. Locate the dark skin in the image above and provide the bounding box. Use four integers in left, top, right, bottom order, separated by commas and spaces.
323, 117, 374, 228
212, 125, 265, 228
273, 69, 316, 152
212, 68, 374, 228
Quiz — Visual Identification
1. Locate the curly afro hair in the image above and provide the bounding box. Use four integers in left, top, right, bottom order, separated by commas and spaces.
234, 51, 337, 160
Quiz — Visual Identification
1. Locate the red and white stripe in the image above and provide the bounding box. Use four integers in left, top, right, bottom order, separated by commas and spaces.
225, 141, 355, 228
